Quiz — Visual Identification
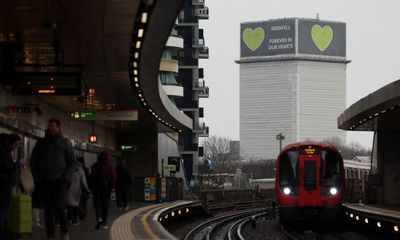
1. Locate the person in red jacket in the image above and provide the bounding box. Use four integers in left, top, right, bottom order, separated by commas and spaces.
89, 151, 116, 229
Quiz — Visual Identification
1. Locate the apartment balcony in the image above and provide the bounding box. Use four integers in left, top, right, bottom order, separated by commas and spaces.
166, 35, 184, 49
194, 7, 209, 20
159, 59, 179, 73
198, 86, 209, 98
193, 38, 205, 48
159, 72, 183, 98
193, 122, 209, 137
193, 80, 209, 98
176, 11, 197, 27
193, 80, 207, 90
162, 84, 184, 98
198, 46, 209, 59
192, 0, 205, 7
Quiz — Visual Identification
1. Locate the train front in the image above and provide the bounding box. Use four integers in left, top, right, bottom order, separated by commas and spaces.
275, 143, 345, 223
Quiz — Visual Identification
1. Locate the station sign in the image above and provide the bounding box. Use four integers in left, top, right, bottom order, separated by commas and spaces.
162, 165, 177, 172
70, 109, 138, 121
70, 111, 96, 119
144, 177, 156, 201
160, 177, 167, 201
120, 145, 138, 151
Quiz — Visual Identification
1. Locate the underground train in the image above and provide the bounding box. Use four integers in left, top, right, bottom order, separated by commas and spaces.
275, 142, 345, 223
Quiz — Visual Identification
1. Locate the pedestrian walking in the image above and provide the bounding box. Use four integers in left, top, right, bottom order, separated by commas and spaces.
76, 157, 90, 221
115, 160, 131, 212
66, 161, 89, 225
30, 119, 75, 240
89, 151, 116, 230
0, 133, 27, 239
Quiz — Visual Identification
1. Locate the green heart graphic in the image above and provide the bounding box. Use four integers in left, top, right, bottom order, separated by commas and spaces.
311, 25, 333, 52
242, 27, 265, 51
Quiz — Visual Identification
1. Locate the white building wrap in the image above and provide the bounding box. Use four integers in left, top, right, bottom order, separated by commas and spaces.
239, 60, 346, 159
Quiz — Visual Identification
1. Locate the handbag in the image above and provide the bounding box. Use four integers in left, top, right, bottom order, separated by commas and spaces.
20, 165, 35, 195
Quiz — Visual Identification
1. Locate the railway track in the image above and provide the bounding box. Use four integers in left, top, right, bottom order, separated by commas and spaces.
184, 209, 266, 240
282, 226, 348, 240
227, 212, 268, 240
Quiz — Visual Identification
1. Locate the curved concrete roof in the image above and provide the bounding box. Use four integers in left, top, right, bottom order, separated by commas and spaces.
338, 79, 400, 131
133, 0, 192, 131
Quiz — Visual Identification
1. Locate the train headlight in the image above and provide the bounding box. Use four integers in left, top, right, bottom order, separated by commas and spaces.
329, 187, 338, 195
283, 187, 291, 195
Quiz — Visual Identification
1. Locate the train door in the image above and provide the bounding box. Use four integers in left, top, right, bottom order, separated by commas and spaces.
299, 154, 321, 204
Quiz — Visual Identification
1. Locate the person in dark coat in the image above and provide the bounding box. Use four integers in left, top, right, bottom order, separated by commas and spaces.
0, 134, 26, 238
76, 157, 90, 221
115, 160, 131, 211
30, 119, 75, 240
89, 151, 116, 230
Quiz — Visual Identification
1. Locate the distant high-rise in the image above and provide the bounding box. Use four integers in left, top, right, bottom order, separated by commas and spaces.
177, 0, 210, 179
237, 18, 349, 159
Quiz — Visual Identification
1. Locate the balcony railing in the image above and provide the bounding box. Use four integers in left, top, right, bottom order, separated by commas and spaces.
194, 7, 209, 20
193, 122, 209, 137
198, 86, 209, 98
193, 80, 206, 88
193, 38, 205, 48
192, 0, 205, 6
198, 46, 209, 59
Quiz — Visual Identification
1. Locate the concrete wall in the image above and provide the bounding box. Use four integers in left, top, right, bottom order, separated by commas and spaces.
118, 132, 158, 178
157, 133, 185, 180
377, 131, 400, 204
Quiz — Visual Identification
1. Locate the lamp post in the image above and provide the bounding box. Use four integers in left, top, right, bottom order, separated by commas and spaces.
276, 132, 285, 152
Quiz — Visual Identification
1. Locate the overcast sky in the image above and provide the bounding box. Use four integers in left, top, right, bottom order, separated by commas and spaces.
198, 0, 400, 148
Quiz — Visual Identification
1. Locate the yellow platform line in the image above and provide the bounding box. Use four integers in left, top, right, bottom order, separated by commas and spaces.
140, 204, 169, 240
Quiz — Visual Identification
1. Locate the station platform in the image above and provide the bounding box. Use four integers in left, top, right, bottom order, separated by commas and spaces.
27, 200, 197, 240
111, 200, 196, 240
344, 203, 400, 234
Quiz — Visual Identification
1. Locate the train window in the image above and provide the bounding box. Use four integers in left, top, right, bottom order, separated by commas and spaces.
321, 150, 342, 195
303, 160, 317, 191
279, 150, 299, 195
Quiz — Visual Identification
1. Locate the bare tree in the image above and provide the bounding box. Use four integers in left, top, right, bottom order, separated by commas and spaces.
240, 159, 276, 179
202, 135, 240, 173
323, 137, 371, 159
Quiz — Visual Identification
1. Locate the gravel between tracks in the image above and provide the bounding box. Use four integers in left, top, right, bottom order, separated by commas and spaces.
166, 210, 397, 240
243, 218, 285, 240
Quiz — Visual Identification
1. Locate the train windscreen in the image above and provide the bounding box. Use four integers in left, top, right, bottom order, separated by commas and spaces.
320, 149, 342, 196
303, 160, 317, 191
279, 150, 299, 195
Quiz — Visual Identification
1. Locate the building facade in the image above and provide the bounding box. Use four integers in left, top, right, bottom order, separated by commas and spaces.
176, 0, 210, 180
237, 18, 349, 159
